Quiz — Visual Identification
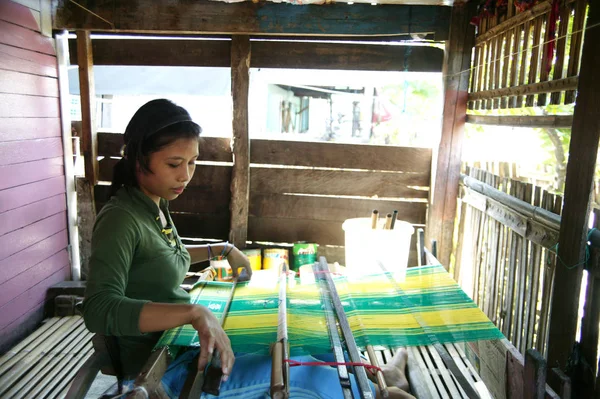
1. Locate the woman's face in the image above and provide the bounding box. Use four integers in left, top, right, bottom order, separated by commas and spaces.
136, 137, 199, 206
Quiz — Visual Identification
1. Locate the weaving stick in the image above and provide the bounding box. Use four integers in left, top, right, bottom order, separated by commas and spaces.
315, 257, 374, 399
366, 346, 389, 398
390, 210, 398, 229
367, 210, 391, 396
384, 213, 393, 230
371, 210, 379, 229
312, 261, 353, 399
271, 262, 290, 399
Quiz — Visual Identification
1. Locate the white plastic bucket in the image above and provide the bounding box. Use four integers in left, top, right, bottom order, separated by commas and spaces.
342, 217, 414, 280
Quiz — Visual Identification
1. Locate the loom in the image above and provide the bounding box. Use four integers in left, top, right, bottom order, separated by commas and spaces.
113, 256, 503, 398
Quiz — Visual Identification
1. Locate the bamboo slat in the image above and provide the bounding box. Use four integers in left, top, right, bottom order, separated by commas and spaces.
427, 346, 464, 398
408, 347, 442, 399
517, 20, 532, 107
508, 26, 522, 108
564, 0, 587, 103
516, 183, 533, 352
538, 17, 553, 105
510, 182, 524, 346
0, 317, 62, 370
493, 34, 503, 109
0, 317, 82, 394
526, 17, 544, 107
6, 323, 90, 398
0, 317, 87, 399
469, 45, 480, 111
486, 177, 502, 321
418, 346, 450, 399
45, 344, 94, 399
525, 186, 543, 350
500, 30, 512, 109
536, 192, 557, 355
550, 3, 572, 104
474, 170, 486, 305
486, 38, 496, 110
478, 43, 487, 109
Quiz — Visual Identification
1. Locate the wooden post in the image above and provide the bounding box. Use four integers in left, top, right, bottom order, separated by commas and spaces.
426, 0, 477, 268
547, 1, 600, 390
524, 349, 547, 399
229, 35, 251, 249
76, 30, 98, 185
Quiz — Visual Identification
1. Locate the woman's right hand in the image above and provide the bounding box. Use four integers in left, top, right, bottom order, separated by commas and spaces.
190, 305, 234, 380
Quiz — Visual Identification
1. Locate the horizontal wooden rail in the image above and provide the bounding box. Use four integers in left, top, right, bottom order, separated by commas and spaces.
468, 77, 579, 102
53, 0, 451, 40
68, 38, 444, 72
465, 114, 573, 128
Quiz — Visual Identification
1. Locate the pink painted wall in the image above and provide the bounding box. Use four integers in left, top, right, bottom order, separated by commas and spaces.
0, 0, 70, 354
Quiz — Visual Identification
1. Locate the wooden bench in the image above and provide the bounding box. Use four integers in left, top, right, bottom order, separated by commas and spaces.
0, 315, 94, 399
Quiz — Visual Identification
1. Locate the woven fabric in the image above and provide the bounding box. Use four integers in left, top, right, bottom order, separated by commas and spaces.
155, 264, 504, 355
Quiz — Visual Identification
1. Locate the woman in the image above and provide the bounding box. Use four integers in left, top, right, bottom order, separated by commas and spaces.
83, 99, 251, 384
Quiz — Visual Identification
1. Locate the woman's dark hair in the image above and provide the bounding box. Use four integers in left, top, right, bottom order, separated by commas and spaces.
108, 99, 201, 198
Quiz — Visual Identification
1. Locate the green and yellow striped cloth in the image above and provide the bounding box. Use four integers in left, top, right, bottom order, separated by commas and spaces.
156, 264, 504, 355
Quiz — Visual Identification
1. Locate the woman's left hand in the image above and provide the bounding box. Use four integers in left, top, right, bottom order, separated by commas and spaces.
226, 245, 252, 281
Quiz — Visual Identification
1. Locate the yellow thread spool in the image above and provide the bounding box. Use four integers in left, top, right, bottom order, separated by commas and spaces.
263, 248, 289, 273
242, 248, 262, 272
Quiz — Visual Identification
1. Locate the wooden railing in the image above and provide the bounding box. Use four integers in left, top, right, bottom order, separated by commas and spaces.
455, 167, 562, 356
469, 0, 588, 110
95, 132, 430, 266
455, 166, 600, 394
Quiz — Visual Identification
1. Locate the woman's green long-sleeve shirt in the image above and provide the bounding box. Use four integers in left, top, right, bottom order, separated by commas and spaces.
83, 186, 191, 377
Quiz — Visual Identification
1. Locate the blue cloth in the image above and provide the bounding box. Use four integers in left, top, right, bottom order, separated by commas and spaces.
151, 349, 376, 398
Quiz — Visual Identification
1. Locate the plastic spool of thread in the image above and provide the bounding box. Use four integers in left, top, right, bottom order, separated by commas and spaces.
211, 257, 232, 282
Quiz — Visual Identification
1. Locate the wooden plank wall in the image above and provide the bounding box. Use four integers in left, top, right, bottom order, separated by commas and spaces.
95, 133, 430, 266
468, 0, 587, 110
0, 0, 70, 355
455, 167, 562, 358
95, 134, 233, 240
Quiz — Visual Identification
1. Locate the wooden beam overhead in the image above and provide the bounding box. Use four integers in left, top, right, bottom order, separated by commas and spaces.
68, 38, 444, 72
68, 39, 232, 67
251, 41, 443, 72
52, 0, 450, 40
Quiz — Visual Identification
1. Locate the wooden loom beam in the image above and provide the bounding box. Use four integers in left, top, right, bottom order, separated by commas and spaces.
547, 1, 600, 395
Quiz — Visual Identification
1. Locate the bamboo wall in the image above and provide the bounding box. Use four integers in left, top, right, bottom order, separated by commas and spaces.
469, 0, 588, 110
95, 133, 430, 266
456, 167, 600, 386
455, 167, 562, 356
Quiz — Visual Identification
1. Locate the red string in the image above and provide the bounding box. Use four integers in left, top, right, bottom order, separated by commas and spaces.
311, 271, 342, 276
285, 359, 382, 374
